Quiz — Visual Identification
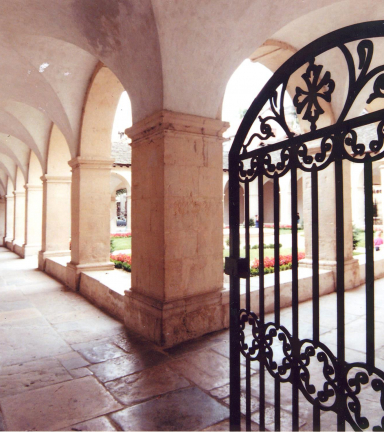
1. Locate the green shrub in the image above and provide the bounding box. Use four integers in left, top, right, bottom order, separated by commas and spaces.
352, 225, 361, 250
249, 218, 255, 227
122, 262, 131, 272
110, 238, 115, 253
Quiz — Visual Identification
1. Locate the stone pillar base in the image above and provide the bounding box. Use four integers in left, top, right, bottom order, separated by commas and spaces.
124, 289, 229, 348
38, 250, 71, 270
66, 261, 115, 291
300, 258, 360, 291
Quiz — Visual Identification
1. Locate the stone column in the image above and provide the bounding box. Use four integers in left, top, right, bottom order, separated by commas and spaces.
301, 160, 359, 290
126, 194, 131, 231
380, 165, 384, 225
125, 110, 229, 347
0, 196, 5, 245
4, 194, 14, 249
249, 180, 259, 226
22, 184, 43, 257
110, 195, 117, 233
38, 175, 71, 270
279, 174, 292, 226
12, 190, 25, 256
66, 157, 114, 289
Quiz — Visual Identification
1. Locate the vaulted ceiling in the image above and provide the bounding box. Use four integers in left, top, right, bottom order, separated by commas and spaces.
0, 0, 382, 195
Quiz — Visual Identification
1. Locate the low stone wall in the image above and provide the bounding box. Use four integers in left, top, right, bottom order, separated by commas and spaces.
358, 255, 384, 284
235, 267, 335, 314
12, 242, 24, 258
45, 256, 70, 285
80, 271, 126, 322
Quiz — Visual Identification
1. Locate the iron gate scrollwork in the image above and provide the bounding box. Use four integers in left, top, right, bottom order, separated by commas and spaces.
227, 21, 384, 431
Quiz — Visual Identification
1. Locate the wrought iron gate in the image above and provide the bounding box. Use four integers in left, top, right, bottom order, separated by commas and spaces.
226, 21, 384, 431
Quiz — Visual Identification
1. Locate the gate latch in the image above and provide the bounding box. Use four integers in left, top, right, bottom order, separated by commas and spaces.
224, 257, 249, 278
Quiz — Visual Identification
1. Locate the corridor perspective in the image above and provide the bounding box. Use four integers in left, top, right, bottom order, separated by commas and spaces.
1, 247, 383, 431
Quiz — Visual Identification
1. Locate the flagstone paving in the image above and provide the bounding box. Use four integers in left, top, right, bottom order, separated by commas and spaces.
0, 246, 382, 431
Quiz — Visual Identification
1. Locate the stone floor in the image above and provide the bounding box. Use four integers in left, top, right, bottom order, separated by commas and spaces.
0, 246, 383, 431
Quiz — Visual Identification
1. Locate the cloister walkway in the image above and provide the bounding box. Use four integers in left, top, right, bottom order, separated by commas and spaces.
0, 246, 382, 431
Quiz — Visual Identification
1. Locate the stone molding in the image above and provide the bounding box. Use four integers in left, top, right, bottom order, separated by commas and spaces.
125, 110, 229, 144
24, 184, 43, 191
13, 191, 25, 197
68, 157, 114, 170
5, 195, 14, 200
41, 175, 72, 183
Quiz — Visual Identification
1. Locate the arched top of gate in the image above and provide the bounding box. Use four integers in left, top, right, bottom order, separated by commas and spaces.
230, 21, 384, 181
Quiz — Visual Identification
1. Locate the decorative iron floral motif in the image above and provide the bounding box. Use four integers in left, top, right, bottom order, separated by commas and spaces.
296, 135, 335, 172
262, 147, 291, 178
342, 121, 384, 162
238, 157, 258, 183
239, 310, 384, 430
293, 60, 335, 132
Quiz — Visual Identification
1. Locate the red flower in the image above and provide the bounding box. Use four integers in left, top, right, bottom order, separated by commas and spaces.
110, 253, 131, 264
251, 252, 305, 270
111, 233, 132, 238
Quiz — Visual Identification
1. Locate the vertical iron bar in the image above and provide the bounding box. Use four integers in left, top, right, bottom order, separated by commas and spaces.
291, 165, 299, 431
229, 160, 241, 431
311, 169, 321, 431
273, 174, 281, 431
258, 172, 265, 432
364, 159, 375, 369
244, 181, 251, 431
335, 154, 345, 431
245, 181, 251, 312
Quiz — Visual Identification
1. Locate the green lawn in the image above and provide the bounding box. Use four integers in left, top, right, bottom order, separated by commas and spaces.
111, 237, 131, 251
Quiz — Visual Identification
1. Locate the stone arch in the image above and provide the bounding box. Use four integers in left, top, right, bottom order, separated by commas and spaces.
46, 125, 72, 176
27, 151, 43, 184
79, 64, 126, 159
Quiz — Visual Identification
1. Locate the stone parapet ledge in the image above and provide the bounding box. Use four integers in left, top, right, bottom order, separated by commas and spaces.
38, 250, 72, 271
300, 257, 360, 290
22, 243, 42, 257
66, 261, 115, 291
125, 110, 229, 143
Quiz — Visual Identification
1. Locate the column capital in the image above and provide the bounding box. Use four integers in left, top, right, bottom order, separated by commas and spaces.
5, 194, 14, 200
41, 175, 72, 183
13, 190, 25, 197
68, 157, 114, 170
125, 110, 229, 144
24, 183, 43, 191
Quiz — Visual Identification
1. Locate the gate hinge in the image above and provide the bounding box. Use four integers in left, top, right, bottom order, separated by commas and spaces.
224, 257, 249, 278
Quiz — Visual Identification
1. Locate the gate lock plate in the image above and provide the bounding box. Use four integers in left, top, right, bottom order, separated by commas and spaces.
224, 257, 250, 278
